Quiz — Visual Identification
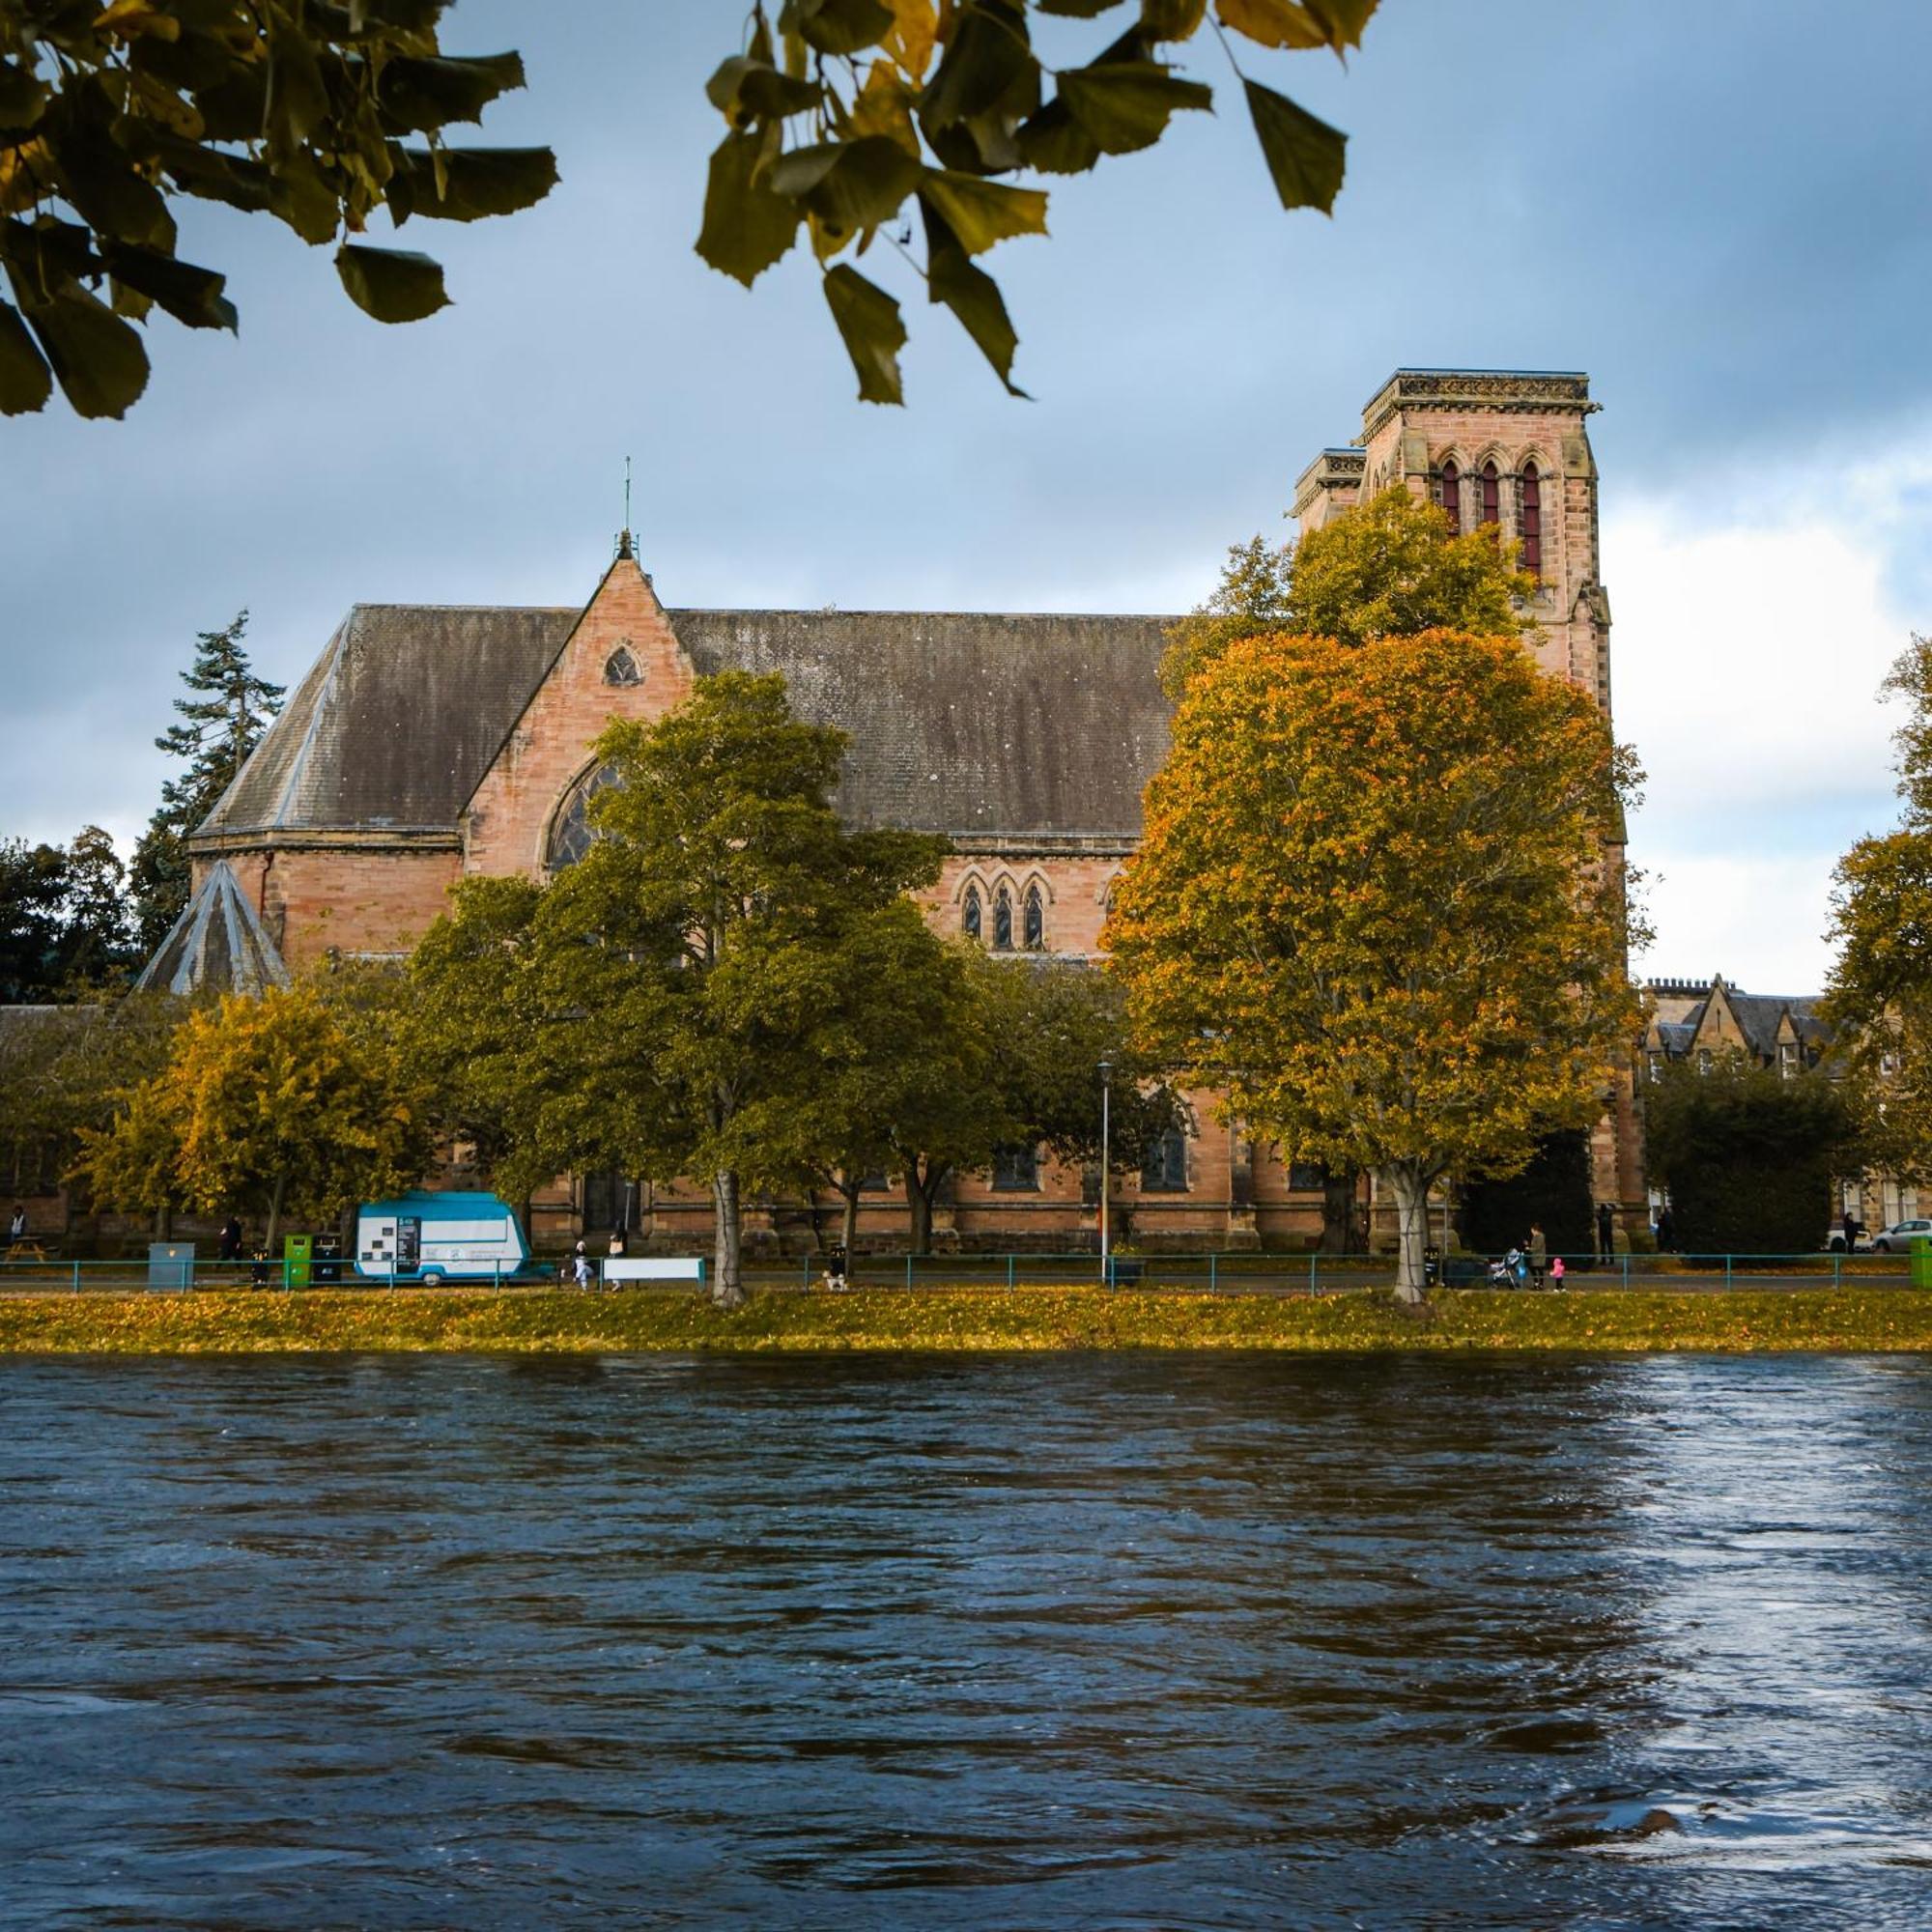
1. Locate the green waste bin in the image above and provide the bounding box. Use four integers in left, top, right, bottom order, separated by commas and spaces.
283, 1233, 313, 1290
1912, 1236, 1932, 1290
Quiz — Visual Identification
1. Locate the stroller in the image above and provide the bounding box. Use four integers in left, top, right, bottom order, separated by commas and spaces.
1487, 1248, 1532, 1290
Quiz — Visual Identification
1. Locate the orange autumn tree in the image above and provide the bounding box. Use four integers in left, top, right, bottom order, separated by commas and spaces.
1106, 628, 1640, 1299
79, 981, 434, 1253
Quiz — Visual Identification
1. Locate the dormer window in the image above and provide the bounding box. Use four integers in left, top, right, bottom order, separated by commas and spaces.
604, 645, 640, 687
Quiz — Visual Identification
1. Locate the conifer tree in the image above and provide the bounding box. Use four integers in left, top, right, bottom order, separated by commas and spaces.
130, 612, 284, 953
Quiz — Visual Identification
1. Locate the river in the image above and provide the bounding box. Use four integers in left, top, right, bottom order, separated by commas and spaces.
1, 1354, 1927, 1928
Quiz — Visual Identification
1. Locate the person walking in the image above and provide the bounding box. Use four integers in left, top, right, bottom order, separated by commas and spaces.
572, 1240, 593, 1290
1596, 1202, 1615, 1263
1527, 1223, 1548, 1290
1841, 1208, 1861, 1254
1656, 1205, 1676, 1253
218, 1214, 243, 1263
1549, 1253, 1567, 1290
7, 1205, 25, 1252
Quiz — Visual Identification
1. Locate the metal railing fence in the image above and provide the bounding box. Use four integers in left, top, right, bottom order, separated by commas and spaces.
0, 1251, 1920, 1294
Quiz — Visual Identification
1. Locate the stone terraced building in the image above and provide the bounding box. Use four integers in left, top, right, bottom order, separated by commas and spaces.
149, 368, 1642, 1252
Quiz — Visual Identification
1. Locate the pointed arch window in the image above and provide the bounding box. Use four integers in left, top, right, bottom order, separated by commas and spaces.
547, 763, 621, 870
1023, 884, 1044, 951
1520, 461, 1542, 577
1437, 458, 1461, 535
1479, 460, 1500, 526
1141, 1124, 1189, 1193
993, 886, 1013, 951
962, 884, 982, 942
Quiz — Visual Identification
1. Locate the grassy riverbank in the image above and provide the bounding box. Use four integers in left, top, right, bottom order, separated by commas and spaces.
1, 1285, 1930, 1353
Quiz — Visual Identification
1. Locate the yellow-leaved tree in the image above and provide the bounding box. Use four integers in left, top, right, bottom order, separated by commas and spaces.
79, 980, 434, 1254
1106, 628, 1641, 1299
1826, 634, 1932, 1177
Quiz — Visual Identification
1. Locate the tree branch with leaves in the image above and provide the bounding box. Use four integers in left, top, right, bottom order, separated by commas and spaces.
2, 0, 1378, 417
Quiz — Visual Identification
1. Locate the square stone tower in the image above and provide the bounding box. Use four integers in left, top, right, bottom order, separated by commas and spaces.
1292, 369, 1611, 713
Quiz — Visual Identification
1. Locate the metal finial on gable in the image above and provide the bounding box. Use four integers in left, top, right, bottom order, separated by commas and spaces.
615, 455, 634, 559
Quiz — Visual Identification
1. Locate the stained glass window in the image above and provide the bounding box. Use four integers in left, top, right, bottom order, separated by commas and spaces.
1023, 884, 1044, 951
963, 885, 981, 941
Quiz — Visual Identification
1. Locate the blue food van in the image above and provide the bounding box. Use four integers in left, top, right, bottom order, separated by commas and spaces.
355, 1190, 529, 1286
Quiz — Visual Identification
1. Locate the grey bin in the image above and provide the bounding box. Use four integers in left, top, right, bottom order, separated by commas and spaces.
147, 1242, 194, 1292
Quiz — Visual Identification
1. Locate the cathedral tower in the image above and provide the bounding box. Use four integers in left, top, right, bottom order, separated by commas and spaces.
1293, 369, 1611, 713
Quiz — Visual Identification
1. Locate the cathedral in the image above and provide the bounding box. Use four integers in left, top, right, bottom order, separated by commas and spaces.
148, 368, 1640, 1250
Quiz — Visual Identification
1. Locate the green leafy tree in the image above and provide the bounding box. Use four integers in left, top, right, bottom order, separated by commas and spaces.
0, 837, 71, 1001
1457, 1127, 1594, 1263
57, 824, 135, 986
412, 673, 946, 1306
1163, 485, 1539, 693
130, 611, 283, 952
0, 825, 137, 1000
807, 939, 1178, 1256
0, 988, 182, 1222
805, 904, 1004, 1258
1107, 627, 1640, 1300
1643, 1057, 1863, 1256
78, 980, 436, 1250
978, 949, 1177, 1175
2, 0, 1378, 417
406, 872, 547, 1189
1827, 636, 1932, 1179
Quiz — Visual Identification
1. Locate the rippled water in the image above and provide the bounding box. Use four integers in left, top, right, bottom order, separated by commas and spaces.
2, 1354, 1929, 1929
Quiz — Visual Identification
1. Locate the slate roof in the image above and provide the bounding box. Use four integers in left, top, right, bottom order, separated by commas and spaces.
136, 860, 291, 997
1645, 980, 1835, 1064
200, 605, 580, 840
1726, 991, 1827, 1059
195, 603, 1177, 846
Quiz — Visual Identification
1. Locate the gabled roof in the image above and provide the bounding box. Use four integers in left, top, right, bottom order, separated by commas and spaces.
1725, 991, 1828, 1060
135, 860, 290, 997
199, 605, 579, 841
194, 602, 1177, 847
1647, 977, 1834, 1064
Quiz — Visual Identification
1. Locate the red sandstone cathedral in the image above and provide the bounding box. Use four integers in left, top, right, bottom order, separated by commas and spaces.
144, 369, 1640, 1249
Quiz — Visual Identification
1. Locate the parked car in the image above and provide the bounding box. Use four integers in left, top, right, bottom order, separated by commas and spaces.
1827, 1226, 1874, 1254
1872, 1217, 1932, 1254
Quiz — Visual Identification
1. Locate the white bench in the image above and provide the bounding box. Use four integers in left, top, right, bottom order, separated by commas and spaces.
601, 1257, 706, 1286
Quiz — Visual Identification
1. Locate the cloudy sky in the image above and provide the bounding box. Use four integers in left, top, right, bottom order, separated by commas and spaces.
6, 0, 1929, 991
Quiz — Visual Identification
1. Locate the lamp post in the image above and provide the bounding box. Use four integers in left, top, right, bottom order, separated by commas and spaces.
1098, 1059, 1113, 1284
